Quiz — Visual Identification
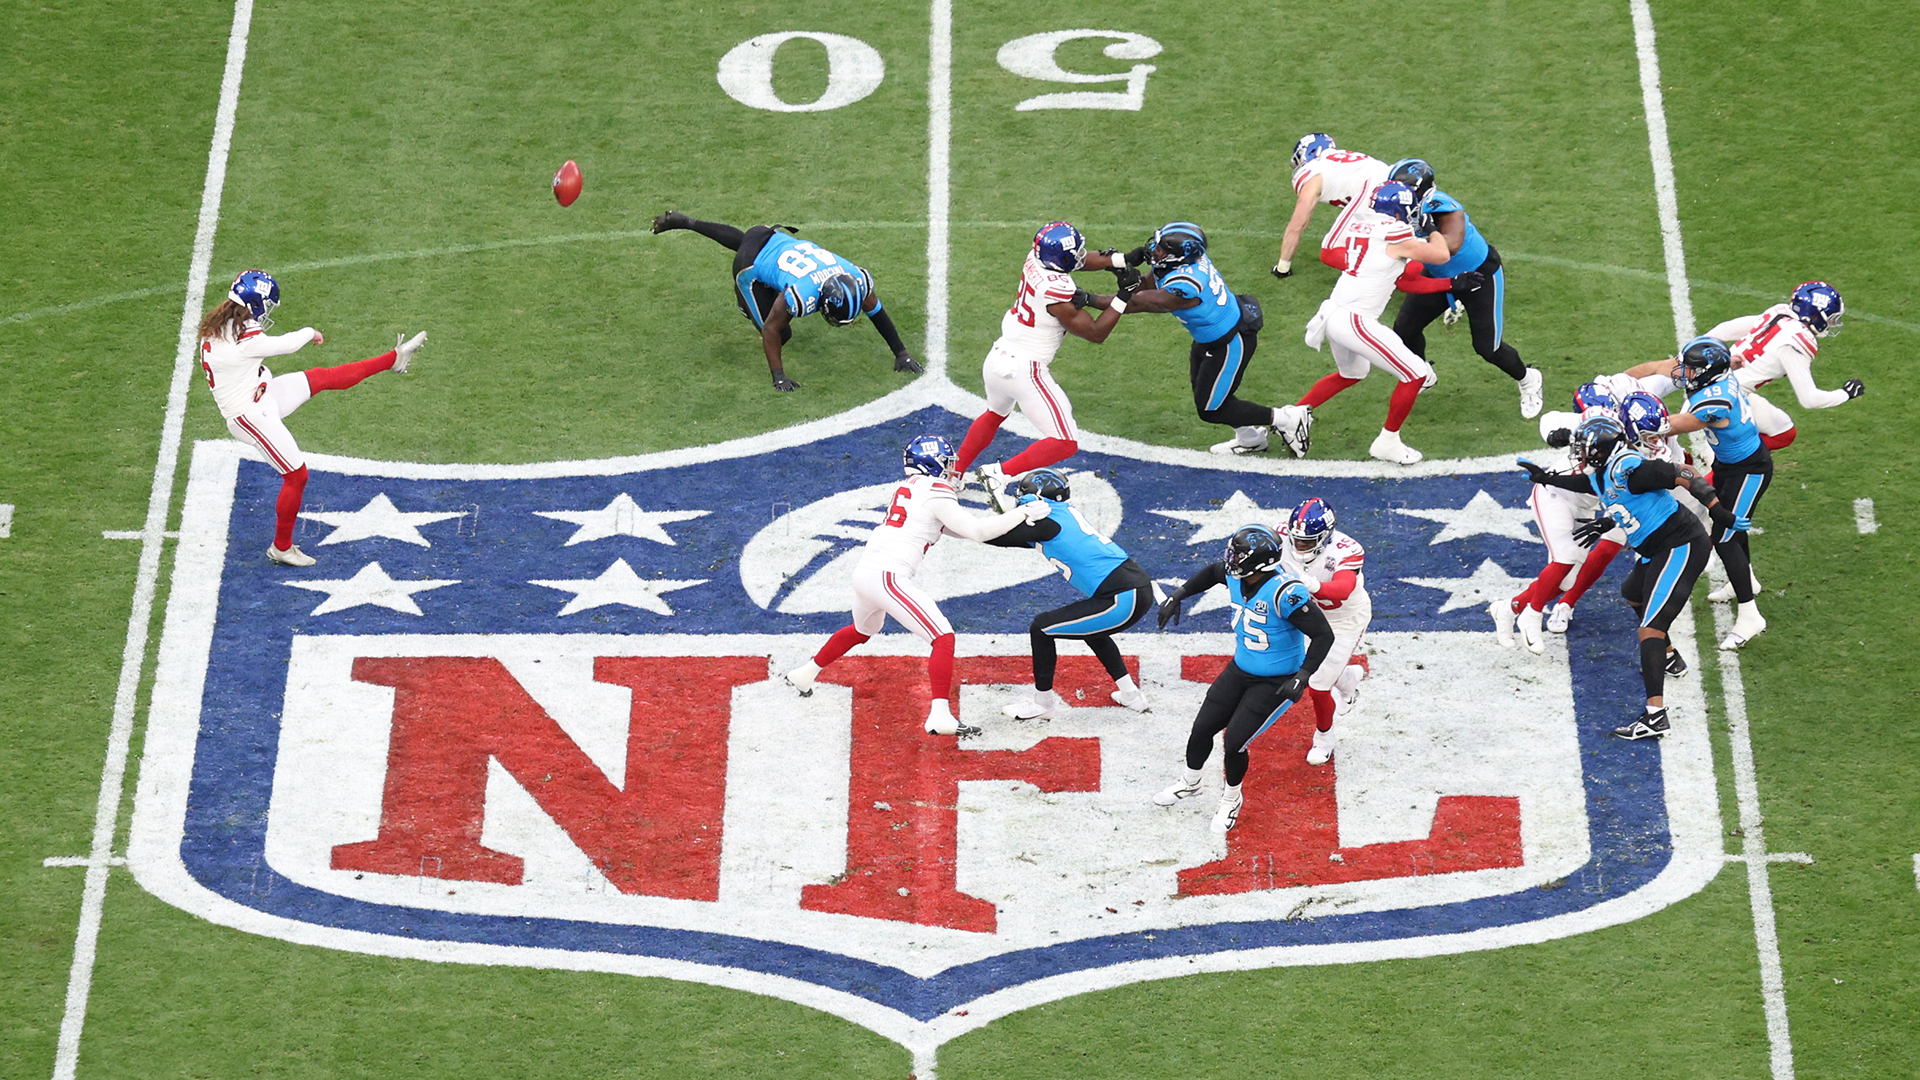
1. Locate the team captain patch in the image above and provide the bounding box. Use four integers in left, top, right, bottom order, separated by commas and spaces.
130, 400, 1721, 1058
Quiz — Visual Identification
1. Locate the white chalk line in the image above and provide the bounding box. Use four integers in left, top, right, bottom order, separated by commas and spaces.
1852, 497, 1878, 535
52, 2, 254, 1078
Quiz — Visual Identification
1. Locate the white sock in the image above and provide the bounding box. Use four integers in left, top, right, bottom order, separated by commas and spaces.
1034, 688, 1057, 708
1182, 768, 1203, 787
1222, 782, 1243, 800
1114, 675, 1139, 694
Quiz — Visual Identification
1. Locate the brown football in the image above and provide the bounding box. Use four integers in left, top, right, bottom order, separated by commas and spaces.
552, 160, 582, 207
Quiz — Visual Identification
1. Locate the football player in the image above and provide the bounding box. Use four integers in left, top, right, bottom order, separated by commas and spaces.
1268, 133, 1391, 280
1703, 280, 1860, 453
983, 469, 1155, 719
782, 434, 1051, 737
1152, 525, 1336, 832
652, 212, 920, 392
1521, 416, 1737, 739
196, 270, 427, 567
953, 222, 1140, 497
1385, 159, 1545, 420
1294, 182, 1454, 464
1277, 498, 1371, 766
1120, 222, 1312, 456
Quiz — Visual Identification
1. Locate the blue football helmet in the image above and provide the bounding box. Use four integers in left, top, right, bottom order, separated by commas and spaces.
1371, 181, 1419, 223
228, 269, 280, 326
1573, 414, 1627, 471
1674, 336, 1733, 393
1387, 158, 1436, 203
902, 433, 957, 478
1224, 524, 1286, 579
1571, 380, 1618, 416
1148, 222, 1207, 273
1033, 222, 1087, 273
818, 267, 872, 326
1285, 497, 1338, 556
1788, 280, 1844, 337
1291, 132, 1336, 171
1015, 468, 1071, 502
1618, 391, 1669, 447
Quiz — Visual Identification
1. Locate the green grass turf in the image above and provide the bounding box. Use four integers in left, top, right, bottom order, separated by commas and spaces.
1, 0, 1914, 1076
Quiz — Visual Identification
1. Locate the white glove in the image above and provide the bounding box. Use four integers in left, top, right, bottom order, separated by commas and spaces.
1019, 499, 1053, 523
1304, 576, 1322, 594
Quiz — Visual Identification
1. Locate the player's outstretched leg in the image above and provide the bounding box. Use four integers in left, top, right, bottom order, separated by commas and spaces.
785, 625, 870, 696
651, 212, 745, 250
1369, 378, 1426, 465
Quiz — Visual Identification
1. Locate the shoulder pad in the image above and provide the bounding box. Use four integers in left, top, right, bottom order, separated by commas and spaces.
1422, 190, 1463, 214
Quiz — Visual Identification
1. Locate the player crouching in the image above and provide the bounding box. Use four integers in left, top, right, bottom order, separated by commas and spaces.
1152, 526, 1336, 831
1278, 498, 1370, 765
782, 434, 1051, 736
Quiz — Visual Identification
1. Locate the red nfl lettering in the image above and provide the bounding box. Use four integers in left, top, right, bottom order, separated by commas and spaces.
331, 655, 762, 899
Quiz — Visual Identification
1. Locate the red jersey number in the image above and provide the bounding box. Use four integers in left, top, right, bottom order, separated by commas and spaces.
884, 486, 912, 528
1010, 277, 1038, 327
1737, 317, 1785, 367
1342, 236, 1371, 276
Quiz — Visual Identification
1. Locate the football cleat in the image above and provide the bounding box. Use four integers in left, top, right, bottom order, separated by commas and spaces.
1708, 571, 1761, 603
1720, 604, 1768, 650
1613, 709, 1671, 740
392, 331, 427, 374
1369, 428, 1423, 465
1153, 777, 1203, 806
1209, 431, 1270, 455
925, 704, 981, 738
783, 660, 820, 697
1664, 649, 1688, 677
1273, 404, 1314, 458
1546, 601, 1574, 634
266, 543, 316, 567
1306, 727, 1336, 766
1490, 599, 1517, 648
1788, 280, 1844, 337
650, 210, 693, 234
1001, 696, 1055, 721
1211, 789, 1245, 834
974, 462, 1011, 510
1112, 686, 1152, 712
1518, 366, 1544, 419
1516, 605, 1546, 654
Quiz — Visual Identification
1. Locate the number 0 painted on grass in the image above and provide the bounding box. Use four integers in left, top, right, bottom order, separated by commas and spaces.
717, 32, 885, 113
997, 30, 1163, 111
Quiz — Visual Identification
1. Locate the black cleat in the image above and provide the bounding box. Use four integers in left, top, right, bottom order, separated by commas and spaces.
651, 210, 693, 234
1613, 708, 1671, 740
1664, 649, 1688, 677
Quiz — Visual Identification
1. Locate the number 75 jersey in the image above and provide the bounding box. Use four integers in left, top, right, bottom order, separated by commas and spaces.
995, 251, 1079, 362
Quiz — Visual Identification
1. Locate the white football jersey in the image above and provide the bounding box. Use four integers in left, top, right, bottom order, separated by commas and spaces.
1324, 209, 1415, 318
995, 252, 1080, 361
1291, 150, 1390, 207
1280, 530, 1370, 630
858, 474, 960, 576
1591, 370, 1677, 403
199, 321, 317, 419
1714, 304, 1847, 409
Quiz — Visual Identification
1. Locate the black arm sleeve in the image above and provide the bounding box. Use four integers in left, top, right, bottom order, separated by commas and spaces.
1171, 561, 1228, 601
1626, 458, 1681, 494
1287, 602, 1336, 677
1537, 473, 1594, 494
868, 307, 909, 355
985, 518, 1061, 548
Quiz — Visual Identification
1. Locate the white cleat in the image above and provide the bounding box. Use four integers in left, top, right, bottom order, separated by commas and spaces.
974, 462, 1011, 511
1369, 428, 1423, 465
1518, 366, 1544, 419
1153, 776, 1203, 806
1719, 604, 1768, 651
1708, 572, 1761, 603
1273, 404, 1314, 458
1306, 726, 1336, 766
1517, 605, 1547, 654
266, 543, 316, 567
783, 660, 820, 697
1490, 599, 1517, 648
1545, 601, 1574, 634
1210, 425, 1270, 455
1112, 686, 1152, 712
1001, 696, 1055, 720
1211, 789, 1245, 834
392, 330, 427, 373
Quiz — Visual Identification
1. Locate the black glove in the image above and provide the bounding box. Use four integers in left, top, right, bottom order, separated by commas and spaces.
1276, 672, 1307, 701
1112, 266, 1143, 302
1517, 457, 1553, 485
894, 352, 924, 374
1123, 245, 1152, 268
1709, 502, 1736, 532
1157, 594, 1184, 629
772, 372, 799, 392
1071, 288, 1093, 309
1450, 270, 1488, 294
1545, 427, 1572, 449
1843, 378, 1864, 399
1573, 513, 1612, 549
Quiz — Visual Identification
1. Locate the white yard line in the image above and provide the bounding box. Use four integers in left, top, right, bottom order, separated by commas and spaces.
1632, 1, 1795, 1076
52, 2, 253, 1077
923, 0, 952, 384
1853, 497, 1878, 534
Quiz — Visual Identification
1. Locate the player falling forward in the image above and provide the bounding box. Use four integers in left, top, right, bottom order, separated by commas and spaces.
1269, 133, 1391, 280
651, 212, 920, 392
1277, 498, 1371, 765
1152, 526, 1336, 831
783, 434, 1051, 737
984, 469, 1155, 719
1295, 182, 1454, 464
953, 222, 1139, 496
197, 270, 427, 567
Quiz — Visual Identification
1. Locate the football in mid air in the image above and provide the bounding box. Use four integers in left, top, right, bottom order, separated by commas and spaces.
552, 160, 582, 207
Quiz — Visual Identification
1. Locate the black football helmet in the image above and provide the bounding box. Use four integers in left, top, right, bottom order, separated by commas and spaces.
1674, 335, 1732, 393
1015, 468, 1070, 502
1387, 158, 1436, 203
1572, 414, 1627, 471
1148, 222, 1207, 274
1224, 524, 1286, 579
818, 268, 872, 326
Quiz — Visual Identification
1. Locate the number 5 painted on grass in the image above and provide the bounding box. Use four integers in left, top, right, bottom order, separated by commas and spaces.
996, 30, 1163, 111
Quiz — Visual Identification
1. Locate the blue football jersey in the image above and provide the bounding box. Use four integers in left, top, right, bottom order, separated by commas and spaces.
1419, 189, 1490, 277
1590, 449, 1680, 547
1685, 377, 1762, 464
747, 233, 863, 322
1021, 497, 1130, 597
1158, 254, 1242, 343
1225, 573, 1314, 677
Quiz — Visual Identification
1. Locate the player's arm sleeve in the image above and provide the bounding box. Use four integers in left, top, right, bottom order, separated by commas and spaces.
985, 519, 1061, 548
1533, 470, 1593, 494
1287, 600, 1336, 675
1317, 568, 1360, 602
1167, 561, 1227, 602
1625, 458, 1681, 494
1705, 315, 1761, 342
243, 327, 318, 358
931, 498, 1030, 542
1394, 261, 1453, 293
866, 297, 910, 356
1780, 345, 1848, 409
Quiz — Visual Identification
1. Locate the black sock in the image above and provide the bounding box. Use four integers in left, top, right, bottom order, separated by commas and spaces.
1639, 637, 1667, 702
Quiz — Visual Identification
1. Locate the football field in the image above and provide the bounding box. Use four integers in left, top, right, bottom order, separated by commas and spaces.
3, 0, 1916, 1077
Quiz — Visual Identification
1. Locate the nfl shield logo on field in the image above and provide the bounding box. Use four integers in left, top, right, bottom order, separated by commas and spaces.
131, 397, 1721, 1052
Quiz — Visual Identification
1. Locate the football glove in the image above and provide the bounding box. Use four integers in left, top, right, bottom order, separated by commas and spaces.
1156, 594, 1185, 629
1517, 457, 1554, 485
1123, 245, 1152, 268
1708, 502, 1736, 532
894, 352, 924, 374
1843, 378, 1865, 399
1109, 265, 1143, 300
1450, 270, 1488, 294
1019, 499, 1053, 523
772, 372, 799, 392
1545, 427, 1572, 449
1275, 672, 1308, 701
1572, 513, 1612, 548
1071, 288, 1093, 309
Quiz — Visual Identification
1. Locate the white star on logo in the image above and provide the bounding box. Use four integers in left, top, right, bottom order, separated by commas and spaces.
1155, 577, 1232, 618
1150, 490, 1284, 545
282, 561, 460, 616
529, 558, 707, 616
534, 493, 711, 546
1399, 558, 1536, 613
1394, 490, 1537, 545
299, 493, 466, 547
